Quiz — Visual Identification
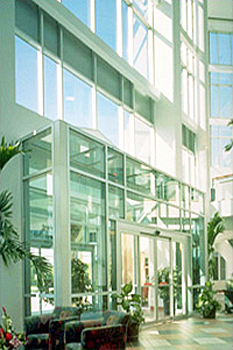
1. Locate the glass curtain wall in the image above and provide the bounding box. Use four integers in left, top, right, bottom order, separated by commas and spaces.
23, 123, 205, 314
15, 0, 155, 167
23, 128, 54, 315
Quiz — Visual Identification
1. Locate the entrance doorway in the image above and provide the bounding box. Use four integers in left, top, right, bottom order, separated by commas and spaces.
117, 220, 188, 322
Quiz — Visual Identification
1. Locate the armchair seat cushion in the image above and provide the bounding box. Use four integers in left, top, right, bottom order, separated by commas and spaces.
26, 333, 50, 349
65, 343, 82, 350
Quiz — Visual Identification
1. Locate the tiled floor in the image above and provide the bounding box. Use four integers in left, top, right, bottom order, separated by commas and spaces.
127, 314, 233, 350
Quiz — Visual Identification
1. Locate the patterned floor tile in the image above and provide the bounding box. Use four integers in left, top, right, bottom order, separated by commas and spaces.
193, 337, 227, 344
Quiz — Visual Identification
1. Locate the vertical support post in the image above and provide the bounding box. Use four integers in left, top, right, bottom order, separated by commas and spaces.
53, 121, 71, 306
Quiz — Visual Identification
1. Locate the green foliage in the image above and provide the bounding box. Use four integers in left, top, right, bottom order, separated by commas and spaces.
224, 119, 233, 152
157, 266, 181, 300
0, 137, 21, 171
0, 139, 52, 293
196, 281, 221, 318
112, 281, 145, 325
71, 258, 93, 294
226, 273, 233, 291
207, 213, 225, 280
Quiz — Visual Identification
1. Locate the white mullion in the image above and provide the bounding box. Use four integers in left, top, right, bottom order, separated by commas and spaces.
90, 0, 95, 33
128, 5, 134, 67
117, 0, 123, 57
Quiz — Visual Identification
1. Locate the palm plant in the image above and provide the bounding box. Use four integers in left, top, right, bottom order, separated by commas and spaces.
224, 119, 233, 151
207, 212, 225, 280
0, 136, 52, 292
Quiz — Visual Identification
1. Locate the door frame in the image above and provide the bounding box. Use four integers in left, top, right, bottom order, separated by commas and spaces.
116, 219, 190, 321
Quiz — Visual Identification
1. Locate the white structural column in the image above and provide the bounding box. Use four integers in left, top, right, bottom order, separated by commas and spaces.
173, 0, 183, 182
53, 120, 71, 306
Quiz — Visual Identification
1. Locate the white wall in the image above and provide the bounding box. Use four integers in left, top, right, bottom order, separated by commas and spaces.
0, 155, 24, 332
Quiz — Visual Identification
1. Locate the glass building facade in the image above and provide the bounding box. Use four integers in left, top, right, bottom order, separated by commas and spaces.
0, 0, 214, 327
22, 122, 205, 321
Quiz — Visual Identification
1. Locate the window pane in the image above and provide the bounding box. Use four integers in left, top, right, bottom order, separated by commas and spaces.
23, 129, 52, 176
97, 92, 119, 147
123, 78, 133, 108
69, 130, 105, 178
96, 0, 117, 51
156, 173, 179, 205
108, 186, 124, 219
44, 13, 59, 56
209, 32, 218, 64
218, 33, 231, 65
126, 157, 155, 196
62, 0, 91, 27
135, 90, 152, 122
63, 30, 93, 81
15, 0, 39, 42
15, 36, 39, 113
70, 173, 106, 293
26, 174, 54, 306
220, 87, 232, 117
134, 0, 148, 20
135, 117, 152, 164
121, 233, 134, 285
124, 111, 134, 155
108, 148, 124, 185
64, 69, 92, 128
210, 86, 219, 117
126, 192, 157, 224
122, 1, 129, 62
97, 57, 121, 100
44, 56, 58, 121
133, 15, 149, 79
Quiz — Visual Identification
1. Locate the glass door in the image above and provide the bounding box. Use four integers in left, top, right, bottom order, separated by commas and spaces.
172, 237, 187, 317
157, 238, 171, 320
140, 236, 156, 322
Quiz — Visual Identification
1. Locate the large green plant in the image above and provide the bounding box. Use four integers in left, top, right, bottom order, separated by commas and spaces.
207, 212, 225, 280
0, 136, 52, 292
157, 266, 181, 300
112, 281, 145, 326
196, 281, 221, 318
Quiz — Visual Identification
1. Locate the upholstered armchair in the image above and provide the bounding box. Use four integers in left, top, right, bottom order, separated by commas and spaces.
24, 306, 81, 350
64, 310, 129, 350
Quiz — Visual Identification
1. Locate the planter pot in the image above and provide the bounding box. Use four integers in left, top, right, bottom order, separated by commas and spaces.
203, 308, 216, 319
163, 298, 170, 315
127, 322, 140, 342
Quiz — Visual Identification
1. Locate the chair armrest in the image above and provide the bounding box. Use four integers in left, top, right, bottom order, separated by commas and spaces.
49, 316, 80, 350
81, 324, 127, 350
64, 319, 102, 345
24, 313, 53, 335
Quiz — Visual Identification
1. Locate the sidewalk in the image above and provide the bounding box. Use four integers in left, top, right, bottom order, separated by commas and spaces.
127, 314, 233, 350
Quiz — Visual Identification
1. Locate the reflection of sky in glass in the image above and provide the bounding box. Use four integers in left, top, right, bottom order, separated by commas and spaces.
210, 32, 218, 64
219, 73, 232, 85
219, 33, 231, 65
63, 69, 92, 128
62, 0, 90, 27
220, 87, 232, 117
44, 56, 58, 121
15, 36, 38, 113
221, 139, 232, 167
211, 86, 218, 117
97, 92, 119, 147
122, 1, 129, 62
133, 15, 148, 79
96, 0, 116, 51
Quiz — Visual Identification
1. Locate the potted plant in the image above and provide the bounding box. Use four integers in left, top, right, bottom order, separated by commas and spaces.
196, 281, 221, 318
157, 267, 170, 315
112, 281, 145, 342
